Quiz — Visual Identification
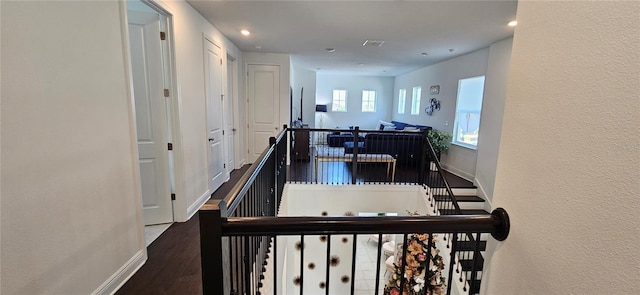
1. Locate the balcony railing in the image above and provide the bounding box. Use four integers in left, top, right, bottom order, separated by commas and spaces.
199, 126, 510, 295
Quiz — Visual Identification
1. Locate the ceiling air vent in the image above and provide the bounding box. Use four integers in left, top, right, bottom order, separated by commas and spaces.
362, 40, 385, 47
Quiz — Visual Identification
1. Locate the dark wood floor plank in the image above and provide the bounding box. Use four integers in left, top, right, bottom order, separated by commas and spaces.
116, 165, 250, 295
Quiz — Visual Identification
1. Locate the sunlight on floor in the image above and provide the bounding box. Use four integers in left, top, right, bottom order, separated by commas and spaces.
144, 223, 172, 247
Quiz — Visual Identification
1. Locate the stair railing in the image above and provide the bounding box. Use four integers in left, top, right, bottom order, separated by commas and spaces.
200, 126, 287, 295
288, 127, 426, 184
423, 133, 488, 294
199, 126, 510, 295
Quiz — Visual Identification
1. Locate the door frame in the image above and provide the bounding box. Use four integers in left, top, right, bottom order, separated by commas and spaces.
227, 54, 241, 170
203, 34, 227, 194
122, 0, 188, 223
245, 63, 281, 163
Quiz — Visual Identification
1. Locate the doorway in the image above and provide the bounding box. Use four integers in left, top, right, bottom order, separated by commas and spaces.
247, 64, 281, 163
204, 37, 226, 193
126, 0, 175, 245
226, 54, 237, 172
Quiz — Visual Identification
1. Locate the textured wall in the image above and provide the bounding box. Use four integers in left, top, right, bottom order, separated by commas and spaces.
1, 2, 143, 293
393, 49, 489, 179
474, 38, 513, 202
484, 1, 640, 294
159, 0, 244, 221
315, 74, 394, 130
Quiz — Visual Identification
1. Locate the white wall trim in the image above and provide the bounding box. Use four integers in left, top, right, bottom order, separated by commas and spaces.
145, 0, 188, 223
473, 177, 488, 201
442, 164, 474, 182
187, 190, 212, 220
92, 250, 147, 295
474, 178, 494, 213
118, 0, 147, 252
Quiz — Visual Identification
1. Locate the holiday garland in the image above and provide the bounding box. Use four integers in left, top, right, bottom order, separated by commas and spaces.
383, 233, 446, 295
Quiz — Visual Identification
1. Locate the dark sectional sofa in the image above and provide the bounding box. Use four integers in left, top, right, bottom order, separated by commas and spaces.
383, 120, 431, 131
327, 133, 365, 147
363, 133, 425, 164
327, 121, 432, 165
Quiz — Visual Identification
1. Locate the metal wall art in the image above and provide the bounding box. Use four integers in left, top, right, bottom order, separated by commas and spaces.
425, 98, 441, 116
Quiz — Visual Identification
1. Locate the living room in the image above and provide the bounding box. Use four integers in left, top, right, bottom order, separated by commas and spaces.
292, 37, 512, 203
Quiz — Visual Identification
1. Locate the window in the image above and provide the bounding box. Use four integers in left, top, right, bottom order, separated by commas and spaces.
411, 86, 421, 115
361, 90, 376, 112
332, 89, 347, 112
397, 89, 406, 114
453, 76, 485, 148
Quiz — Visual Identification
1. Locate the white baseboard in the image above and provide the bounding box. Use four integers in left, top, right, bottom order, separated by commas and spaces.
473, 178, 488, 201
187, 190, 212, 221
92, 249, 147, 295
441, 164, 474, 181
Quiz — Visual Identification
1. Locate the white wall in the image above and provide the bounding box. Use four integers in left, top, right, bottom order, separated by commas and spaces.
315, 74, 394, 130
393, 49, 489, 179
291, 66, 317, 127
483, 1, 640, 294
156, 0, 245, 221
474, 38, 512, 202
1, 0, 248, 293
1, 1, 144, 294
283, 185, 429, 294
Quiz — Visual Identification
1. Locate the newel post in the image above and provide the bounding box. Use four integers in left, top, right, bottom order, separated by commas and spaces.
199, 200, 230, 294
351, 126, 360, 184
418, 128, 429, 184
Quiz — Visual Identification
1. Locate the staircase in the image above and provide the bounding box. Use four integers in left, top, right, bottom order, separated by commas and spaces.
434, 186, 489, 295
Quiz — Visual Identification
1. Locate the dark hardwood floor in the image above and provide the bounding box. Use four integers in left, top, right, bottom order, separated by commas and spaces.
116, 164, 471, 294
116, 165, 250, 295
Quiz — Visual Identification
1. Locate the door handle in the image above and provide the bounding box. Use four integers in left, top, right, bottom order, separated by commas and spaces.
232, 128, 237, 132
208, 138, 214, 142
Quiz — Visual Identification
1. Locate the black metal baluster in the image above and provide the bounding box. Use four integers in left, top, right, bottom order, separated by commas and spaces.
299, 235, 304, 295
228, 236, 235, 294
273, 236, 277, 295
350, 234, 357, 295
243, 236, 250, 294
447, 233, 458, 295
325, 235, 331, 295
399, 234, 408, 294
351, 127, 359, 184
374, 233, 383, 295
470, 232, 482, 294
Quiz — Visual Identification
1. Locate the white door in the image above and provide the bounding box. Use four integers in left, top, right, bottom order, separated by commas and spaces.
225, 55, 236, 172
128, 10, 173, 225
204, 38, 225, 193
247, 64, 280, 163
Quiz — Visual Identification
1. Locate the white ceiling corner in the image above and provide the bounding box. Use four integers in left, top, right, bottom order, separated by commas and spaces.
186, 0, 518, 77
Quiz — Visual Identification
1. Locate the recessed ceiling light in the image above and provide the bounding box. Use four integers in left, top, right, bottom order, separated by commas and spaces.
421, 52, 428, 56
325, 48, 336, 53
241, 29, 251, 36
508, 20, 517, 27
362, 40, 385, 47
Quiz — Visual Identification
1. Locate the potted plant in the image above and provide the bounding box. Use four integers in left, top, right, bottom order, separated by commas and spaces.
426, 130, 452, 170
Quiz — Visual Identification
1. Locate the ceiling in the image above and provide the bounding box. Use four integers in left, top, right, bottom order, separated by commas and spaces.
187, 0, 518, 77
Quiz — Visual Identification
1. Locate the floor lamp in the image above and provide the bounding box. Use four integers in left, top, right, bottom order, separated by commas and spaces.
316, 104, 328, 144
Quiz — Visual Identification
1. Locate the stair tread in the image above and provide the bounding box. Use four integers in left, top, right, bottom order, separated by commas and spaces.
467, 280, 481, 294
459, 256, 484, 271
433, 195, 485, 202
454, 240, 487, 251
439, 209, 490, 215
